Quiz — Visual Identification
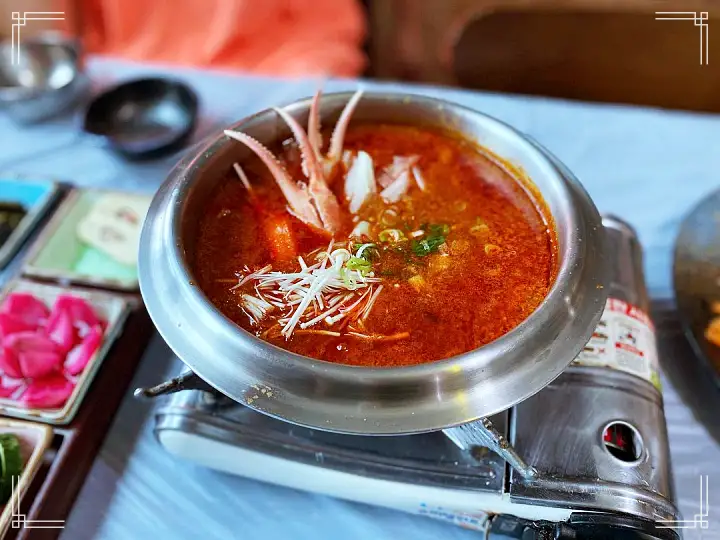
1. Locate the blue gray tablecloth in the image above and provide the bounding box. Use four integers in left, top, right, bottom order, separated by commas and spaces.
3, 57, 719, 539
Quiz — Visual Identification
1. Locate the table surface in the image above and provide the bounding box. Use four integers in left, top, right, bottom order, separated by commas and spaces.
2, 57, 719, 540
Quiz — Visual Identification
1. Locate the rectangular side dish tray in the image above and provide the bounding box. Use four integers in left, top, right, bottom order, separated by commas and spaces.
22, 188, 151, 291
0, 178, 60, 270
0, 280, 130, 425
0, 419, 52, 537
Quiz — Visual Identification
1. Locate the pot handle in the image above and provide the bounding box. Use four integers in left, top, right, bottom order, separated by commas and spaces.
134, 370, 218, 399
443, 417, 538, 479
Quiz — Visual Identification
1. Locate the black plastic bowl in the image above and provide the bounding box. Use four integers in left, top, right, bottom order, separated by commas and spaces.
82, 77, 199, 160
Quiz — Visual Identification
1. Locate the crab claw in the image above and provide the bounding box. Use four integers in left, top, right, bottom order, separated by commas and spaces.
308, 90, 323, 161
224, 130, 323, 232
308, 89, 364, 182
272, 107, 343, 235
328, 90, 363, 167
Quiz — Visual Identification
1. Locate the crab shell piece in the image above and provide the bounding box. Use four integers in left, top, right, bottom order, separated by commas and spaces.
224, 90, 365, 236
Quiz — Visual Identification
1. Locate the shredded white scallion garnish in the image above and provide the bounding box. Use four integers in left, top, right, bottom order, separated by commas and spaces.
234, 241, 383, 339
240, 294, 274, 325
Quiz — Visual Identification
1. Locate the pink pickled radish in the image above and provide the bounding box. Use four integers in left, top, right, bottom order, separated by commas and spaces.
20, 374, 74, 409
64, 325, 102, 376
0, 349, 21, 379
47, 295, 102, 331
0, 292, 105, 410
0, 379, 21, 398
46, 309, 76, 353
3, 332, 62, 379
0, 313, 34, 338
1, 293, 49, 328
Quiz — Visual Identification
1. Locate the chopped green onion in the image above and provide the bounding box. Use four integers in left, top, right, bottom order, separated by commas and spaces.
340, 267, 358, 289
411, 222, 449, 257
379, 229, 406, 243
426, 223, 450, 236
469, 217, 489, 237
412, 236, 445, 257
411, 235, 446, 257
380, 209, 399, 226
347, 256, 372, 274
355, 243, 377, 261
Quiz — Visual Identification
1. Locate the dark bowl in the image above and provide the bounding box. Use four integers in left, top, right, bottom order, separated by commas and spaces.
82, 77, 199, 160
673, 188, 720, 388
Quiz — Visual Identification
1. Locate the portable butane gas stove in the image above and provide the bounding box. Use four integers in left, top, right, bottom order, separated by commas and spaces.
140, 216, 679, 539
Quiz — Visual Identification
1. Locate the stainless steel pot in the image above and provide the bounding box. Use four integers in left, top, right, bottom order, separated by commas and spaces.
139, 91, 609, 435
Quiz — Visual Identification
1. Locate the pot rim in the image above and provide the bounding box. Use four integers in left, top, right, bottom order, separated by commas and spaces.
139, 90, 609, 434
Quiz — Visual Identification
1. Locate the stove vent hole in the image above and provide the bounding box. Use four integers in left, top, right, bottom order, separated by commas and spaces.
602, 422, 643, 463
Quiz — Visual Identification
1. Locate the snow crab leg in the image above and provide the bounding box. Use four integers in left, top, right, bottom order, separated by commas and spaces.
308, 89, 364, 180
271, 107, 343, 235
224, 129, 324, 232
224, 90, 364, 237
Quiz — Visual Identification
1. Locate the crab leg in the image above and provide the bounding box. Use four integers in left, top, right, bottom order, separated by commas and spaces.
308, 90, 323, 161
224, 129, 323, 230
272, 107, 343, 235
327, 90, 364, 168
307, 89, 364, 181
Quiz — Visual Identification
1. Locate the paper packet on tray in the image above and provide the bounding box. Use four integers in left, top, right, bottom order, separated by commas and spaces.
75, 193, 151, 267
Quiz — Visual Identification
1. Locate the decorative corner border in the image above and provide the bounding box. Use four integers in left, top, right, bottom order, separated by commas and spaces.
656, 475, 710, 530
655, 11, 709, 65
10, 475, 65, 529
10, 11, 66, 65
